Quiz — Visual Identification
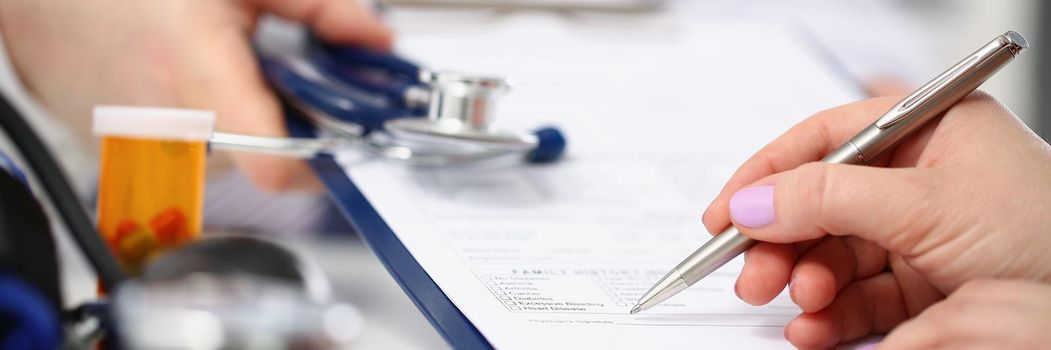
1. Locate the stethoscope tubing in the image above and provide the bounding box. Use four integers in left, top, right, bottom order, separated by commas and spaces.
242, 37, 566, 164
259, 55, 412, 133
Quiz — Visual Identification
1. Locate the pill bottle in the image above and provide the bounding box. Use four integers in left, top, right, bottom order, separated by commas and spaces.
93, 106, 213, 274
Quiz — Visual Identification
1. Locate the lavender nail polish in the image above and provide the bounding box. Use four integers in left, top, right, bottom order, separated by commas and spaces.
729, 185, 775, 228
855, 343, 879, 350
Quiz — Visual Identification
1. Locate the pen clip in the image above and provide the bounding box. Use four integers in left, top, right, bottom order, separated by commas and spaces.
875, 56, 977, 129
875, 31, 1027, 130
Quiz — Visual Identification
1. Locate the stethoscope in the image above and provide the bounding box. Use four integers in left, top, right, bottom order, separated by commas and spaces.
210, 37, 566, 165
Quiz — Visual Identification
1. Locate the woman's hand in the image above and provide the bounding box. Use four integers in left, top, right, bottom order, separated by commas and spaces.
701, 92, 1051, 349
878, 279, 1051, 349
0, 0, 391, 191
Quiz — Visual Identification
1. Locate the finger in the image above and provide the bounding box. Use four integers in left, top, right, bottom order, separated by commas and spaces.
182, 28, 321, 191
844, 236, 889, 279
701, 96, 903, 234
791, 239, 824, 255
784, 273, 909, 350
734, 242, 795, 306
727, 163, 946, 257
789, 236, 887, 312
952, 280, 1051, 349
878, 284, 1020, 349
862, 75, 913, 97
788, 238, 851, 313
948, 279, 1051, 316
253, 0, 392, 50
887, 254, 943, 315
787, 237, 866, 312
212, 80, 321, 191
877, 317, 937, 349
882, 112, 939, 169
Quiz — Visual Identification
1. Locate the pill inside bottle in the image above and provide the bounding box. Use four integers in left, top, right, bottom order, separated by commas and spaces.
93, 106, 214, 274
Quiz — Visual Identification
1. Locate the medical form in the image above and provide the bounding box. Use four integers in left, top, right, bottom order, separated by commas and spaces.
338, 11, 862, 348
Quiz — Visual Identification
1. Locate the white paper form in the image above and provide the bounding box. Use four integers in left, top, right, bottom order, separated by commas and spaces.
338, 11, 862, 349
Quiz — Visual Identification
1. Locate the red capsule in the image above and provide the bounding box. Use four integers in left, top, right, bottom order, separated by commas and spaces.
150, 207, 189, 246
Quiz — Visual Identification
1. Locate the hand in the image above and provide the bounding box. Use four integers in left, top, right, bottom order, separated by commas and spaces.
878, 279, 1051, 349
700, 92, 1051, 349
0, 0, 392, 191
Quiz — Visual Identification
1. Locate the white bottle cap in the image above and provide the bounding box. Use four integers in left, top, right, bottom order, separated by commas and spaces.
93, 105, 215, 141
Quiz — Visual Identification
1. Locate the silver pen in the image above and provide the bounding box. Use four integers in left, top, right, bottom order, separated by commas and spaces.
631, 31, 1029, 315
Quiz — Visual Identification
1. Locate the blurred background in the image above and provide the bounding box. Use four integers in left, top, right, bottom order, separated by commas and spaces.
0, 0, 1046, 348
893, 0, 1043, 138
670, 0, 1044, 137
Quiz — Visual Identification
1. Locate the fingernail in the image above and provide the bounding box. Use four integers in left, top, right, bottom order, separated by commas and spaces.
856, 343, 879, 350
729, 185, 775, 228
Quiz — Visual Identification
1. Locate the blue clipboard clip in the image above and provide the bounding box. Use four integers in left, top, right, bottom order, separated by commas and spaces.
281, 72, 496, 350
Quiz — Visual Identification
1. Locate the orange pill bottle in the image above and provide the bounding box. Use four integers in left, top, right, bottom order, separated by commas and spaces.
93, 106, 213, 274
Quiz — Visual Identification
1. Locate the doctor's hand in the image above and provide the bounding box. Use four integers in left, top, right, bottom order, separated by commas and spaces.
876, 279, 1051, 349
0, 0, 391, 191
700, 92, 1051, 349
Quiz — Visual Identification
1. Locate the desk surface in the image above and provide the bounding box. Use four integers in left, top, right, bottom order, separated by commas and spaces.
57, 230, 448, 349
285, 236, 449, 349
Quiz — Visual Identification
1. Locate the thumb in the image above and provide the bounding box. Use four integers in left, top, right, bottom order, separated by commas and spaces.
253, 0, 392, 51
728, 162, 941, 255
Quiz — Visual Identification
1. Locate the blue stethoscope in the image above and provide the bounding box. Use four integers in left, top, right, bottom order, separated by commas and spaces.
210, 36, 566, 165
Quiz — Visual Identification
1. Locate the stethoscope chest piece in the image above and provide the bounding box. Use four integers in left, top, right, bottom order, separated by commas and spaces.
381, 71, 565, 163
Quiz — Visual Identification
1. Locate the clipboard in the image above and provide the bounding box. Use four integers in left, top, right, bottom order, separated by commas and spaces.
281, 19, 867, 348
285, 111, 494, 349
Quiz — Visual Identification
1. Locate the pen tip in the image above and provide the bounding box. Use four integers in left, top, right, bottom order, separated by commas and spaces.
629, 305, 641, 315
